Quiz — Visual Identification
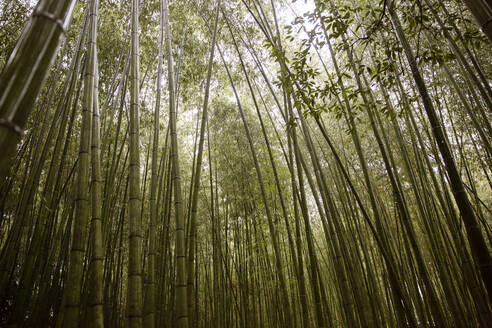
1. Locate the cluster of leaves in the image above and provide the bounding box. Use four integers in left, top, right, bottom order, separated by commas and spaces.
0, 1, 32, 67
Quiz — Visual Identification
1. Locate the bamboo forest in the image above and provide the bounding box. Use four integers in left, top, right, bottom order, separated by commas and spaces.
2, 0, 492, 327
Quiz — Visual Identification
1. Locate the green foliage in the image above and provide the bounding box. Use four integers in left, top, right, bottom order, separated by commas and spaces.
1, 0, 492, 327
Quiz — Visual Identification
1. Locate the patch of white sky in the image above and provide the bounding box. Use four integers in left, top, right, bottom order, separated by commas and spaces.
279, 0, 316, 36
283, 0, 342, 85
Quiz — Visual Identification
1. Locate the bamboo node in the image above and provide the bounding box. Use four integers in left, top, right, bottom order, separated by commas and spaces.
32, 10, 67, 35
0, 118, 24, 137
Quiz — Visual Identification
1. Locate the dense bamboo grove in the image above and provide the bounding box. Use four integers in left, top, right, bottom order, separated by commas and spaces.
0, 0, 492, 327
